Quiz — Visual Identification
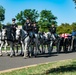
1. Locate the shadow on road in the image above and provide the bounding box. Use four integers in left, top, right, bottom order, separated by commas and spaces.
35, 53, 58, 58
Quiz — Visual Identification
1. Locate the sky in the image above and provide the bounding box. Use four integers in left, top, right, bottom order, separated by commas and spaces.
0, 0, 76, 25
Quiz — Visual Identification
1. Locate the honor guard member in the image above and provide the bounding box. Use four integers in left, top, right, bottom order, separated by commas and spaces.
72, 29, 76, 37
71, 28, 76, 50
32, 22, 39, 38
11, 18, 18, 40
22, 18, 33, 37
49, 24, 57, 40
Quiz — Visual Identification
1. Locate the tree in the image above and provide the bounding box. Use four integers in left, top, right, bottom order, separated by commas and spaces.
57, 23, 72, 34
16, 11, 24, 25
0, 5, 5, 30
0, 5, 5, 22
73, 0, 76, 4
71, 22, 76, 31
6, 22, 11, 26
38, 10, 57, 32
0, 22, 2, 30
16, 9, 39, 25
73, 0, 76, 8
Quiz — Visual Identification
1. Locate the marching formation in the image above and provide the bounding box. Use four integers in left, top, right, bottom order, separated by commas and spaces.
0, 18, 76, 59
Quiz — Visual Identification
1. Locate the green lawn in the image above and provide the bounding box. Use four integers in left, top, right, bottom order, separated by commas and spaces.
2, 45, 21, 51
0, 59, 76, 75
2, 47, 10, 51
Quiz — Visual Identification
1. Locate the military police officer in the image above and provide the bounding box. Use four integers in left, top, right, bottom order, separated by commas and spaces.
22, 18, 33, 37
32, 22, 39, 38
71, 28, 76, 50
11, 18, 18, 40
49, 24, 57, 40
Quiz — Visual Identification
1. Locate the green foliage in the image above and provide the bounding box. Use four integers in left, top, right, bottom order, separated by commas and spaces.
23, 9, 39, 22
15, 9, 57, 32
16, 11, 25, 25
15, 9, 76, 34
0, 22, 2, 30
38, 10, 57, 32
0, 5, 5, 22
71, 22, 76, 31
57, 22, 76, 34
6, 22, 11, 26
16, 9, 39, 25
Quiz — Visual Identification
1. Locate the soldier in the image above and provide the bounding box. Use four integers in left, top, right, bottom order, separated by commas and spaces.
32, 22, 39, 38
22, 18, 33, 37
49, 24, 57, 40
71, 29, 76, 50
11, 18, 18, 40
72, 29, 76, 36
22, 18, 33, 58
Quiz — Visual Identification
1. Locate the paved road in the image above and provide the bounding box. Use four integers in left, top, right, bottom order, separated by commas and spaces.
0, 50, 76, 71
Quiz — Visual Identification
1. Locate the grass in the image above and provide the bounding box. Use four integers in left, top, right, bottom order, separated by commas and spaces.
2, 47, 10, 51
0, 59, 76, 75
2, 45, 21, 51
2, 45, 56, 51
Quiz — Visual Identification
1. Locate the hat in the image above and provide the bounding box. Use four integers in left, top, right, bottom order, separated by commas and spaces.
26, 18, 30, 20
12, 18, 16, 21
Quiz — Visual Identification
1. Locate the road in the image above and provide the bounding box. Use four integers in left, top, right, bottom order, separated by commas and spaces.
0, 49, 76, 71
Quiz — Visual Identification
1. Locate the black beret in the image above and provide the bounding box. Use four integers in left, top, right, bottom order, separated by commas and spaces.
12, 18, 16, 21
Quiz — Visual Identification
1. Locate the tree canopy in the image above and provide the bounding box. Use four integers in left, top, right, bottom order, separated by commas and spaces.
38, 10, 57, 32
73, 0, 76, 8
15, 9, 76, 34
0, 5, 5, 22
15, 9, 57, 32
16, 9, 39, 25
57, 22, 76, 34
0, 5, 5, 30
0, 4, 74, 34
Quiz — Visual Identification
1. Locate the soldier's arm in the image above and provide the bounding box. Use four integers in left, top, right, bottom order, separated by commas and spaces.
16, 24, 18, 28
22, 25, 25, 30
54, 27, 56, 33
28, 25, 32, 30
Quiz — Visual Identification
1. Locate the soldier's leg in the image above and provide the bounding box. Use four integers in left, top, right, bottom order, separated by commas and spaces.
71, 36, 74, 50
35, 33, 40, 54
23, 42, 28, 58
52, 34, 56, 40
4, 40, 8, 55
29, 32, 33, 38
10, 42, 14, 57
13, 31, 16, 40
35, 33, 37, 38
0, 41, 4, 56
